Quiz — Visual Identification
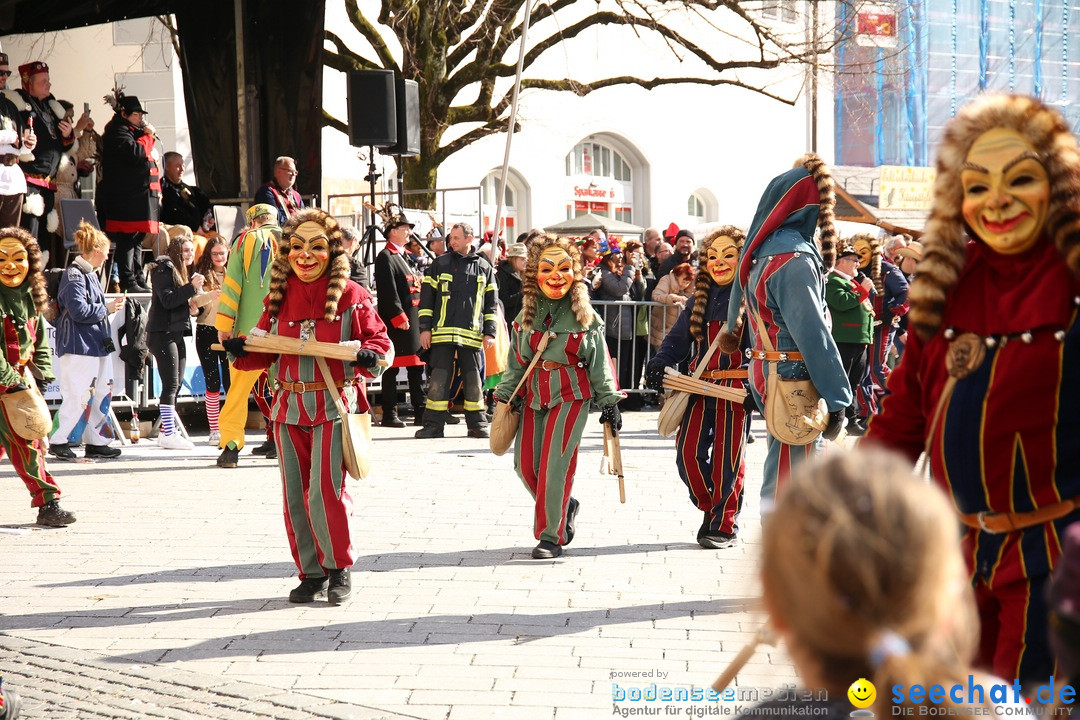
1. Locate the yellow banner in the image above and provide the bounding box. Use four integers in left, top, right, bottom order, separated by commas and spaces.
879, 165, 936, 210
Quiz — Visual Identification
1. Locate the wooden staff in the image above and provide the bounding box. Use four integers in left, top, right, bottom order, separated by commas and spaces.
602, 423, 626, 503
212, 334, 388, 366
661, 371, 747, 404
710, 624, 776, 692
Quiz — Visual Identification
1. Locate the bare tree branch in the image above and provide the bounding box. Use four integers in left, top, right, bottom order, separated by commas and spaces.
346, 0, 400, 71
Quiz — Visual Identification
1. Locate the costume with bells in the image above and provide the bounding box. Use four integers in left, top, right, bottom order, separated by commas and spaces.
721, 154, 851, 501
864, 95, 1080, 683
0, 228, 73, 526
230, 209, 392, 604
494, 236, 623, 559
646, 228, 750, 548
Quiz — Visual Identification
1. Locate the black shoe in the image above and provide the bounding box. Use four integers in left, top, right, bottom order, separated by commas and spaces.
698, 532, 738, 550
466, 427, 489, 439
412, 408, 425, 426
531, 540, 563, 559
85, 444, 121, 459
746, 433, 756, 444
415, 424, 444, 439
445, 414, 461, 425
36, 500, 76, 527
327, 568, 352, 605
565, 498, 580, 545
381, 413, 406, 428
263, 443, 277, 460
696, 511, 711, 541
251, 439, 275, 456
288, 576, 328, 603
125, 282, 151, 294
847, 418, 868, 437
48, 443, 76, 461
216, 447, 239, 468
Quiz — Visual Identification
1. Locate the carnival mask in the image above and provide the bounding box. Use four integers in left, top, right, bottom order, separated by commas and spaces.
537, 246, 574, 300
0, 237, 29, 288
705, 236, 739, 286
854, 239, 873, 270
961, 128, 1050, 255
287, 221, 331, 283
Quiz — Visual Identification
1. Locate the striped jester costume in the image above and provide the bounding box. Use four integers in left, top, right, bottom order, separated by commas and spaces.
234, 210, 393, 580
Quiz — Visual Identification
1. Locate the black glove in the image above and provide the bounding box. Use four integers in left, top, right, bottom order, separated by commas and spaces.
600, 404, 622, 432
5, 382, 26, 394
742, 393, 758, 415
822, 409, 846, 441
644, 363, 667, 392
351, 349, 378, 368
222, 336, 248, 358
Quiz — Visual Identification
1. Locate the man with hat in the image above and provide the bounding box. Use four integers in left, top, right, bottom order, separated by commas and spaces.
214, 202, 280, 467
0, 53, 32, 228
374, 212, 426, 427
14, 61, 74, 261
826, 245, 874, 435
253, 156, 304, 227
497, 242, 527, 332
659, 229, 695, 279
99, 94, 159, 292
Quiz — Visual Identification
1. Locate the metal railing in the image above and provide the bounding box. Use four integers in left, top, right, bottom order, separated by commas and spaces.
589, 299, 683, 395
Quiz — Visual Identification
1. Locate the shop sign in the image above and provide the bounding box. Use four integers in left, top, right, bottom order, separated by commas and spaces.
856, 3, 898, 48
879, 165, 935, 210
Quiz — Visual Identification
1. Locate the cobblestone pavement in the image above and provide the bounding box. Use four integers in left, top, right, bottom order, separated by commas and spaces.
0, 410, 800, 719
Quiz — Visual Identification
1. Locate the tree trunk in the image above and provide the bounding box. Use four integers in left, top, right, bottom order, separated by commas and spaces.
401, 155, 440, 210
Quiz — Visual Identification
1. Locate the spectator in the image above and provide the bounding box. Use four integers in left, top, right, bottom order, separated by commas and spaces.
654, 241, 673, 269
497, 242, 527, 328
405, 236, 432, 273
737, 450, 1000, 720
99, 95, 159, 292
253, 155, 303, 227
53, 100, 96, 241
658, 229, 695, 279
0, 51, 31, 228
159, 151, 215, 235
374, 212, 426, 428
48, 221, 124, 461
894, 240, 922, 278
147, 235, 202, 451
340, 225, 369, 288
642, 226, 662, 276
416, 221, 497, 439
15, 62, 78, 266
649, 262, 692, 351
882, 233, 909, 264
594, 238, 645, 401
825, 246, 874, 436
190, 235, 230, 445
427, 234, 446, 257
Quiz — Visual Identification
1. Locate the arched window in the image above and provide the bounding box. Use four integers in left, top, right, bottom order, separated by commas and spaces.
687, 193, 706, 222
565, 140, 635, 222
685, 188, 718, 226
480, 170, 529, 237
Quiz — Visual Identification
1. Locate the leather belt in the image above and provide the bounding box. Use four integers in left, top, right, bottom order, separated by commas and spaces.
274, 377, 357, 393
540, 360, 580, 370
745, 349, 805, 362
958, 496, 1080, 534
0, 154, 19, 166
699, 369, 749, 380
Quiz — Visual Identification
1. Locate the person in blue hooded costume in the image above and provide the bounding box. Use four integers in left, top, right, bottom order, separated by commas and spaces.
719, 153, 850, 501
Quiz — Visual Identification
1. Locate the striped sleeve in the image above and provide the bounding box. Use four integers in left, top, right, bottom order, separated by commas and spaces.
215, 233, 248, 333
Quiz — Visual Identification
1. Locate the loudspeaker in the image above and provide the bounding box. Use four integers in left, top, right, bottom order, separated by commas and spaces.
387, 78, 420, 157
347, 70, 397, 148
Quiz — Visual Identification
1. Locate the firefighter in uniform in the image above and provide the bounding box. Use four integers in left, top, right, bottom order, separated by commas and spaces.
864, 94, 1080, 684
0, 227, 73, 526
495, 234, 623, 559
226, 208, 392, 605
416, 222, 497, 439
645, 227, 750, 549
720, 154, 849, 501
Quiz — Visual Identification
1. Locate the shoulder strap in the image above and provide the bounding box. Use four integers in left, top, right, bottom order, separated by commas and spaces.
315, 355, 349, 418
690, 328, 726, 380
508, 330, 555, 400
749, 303, 775, 353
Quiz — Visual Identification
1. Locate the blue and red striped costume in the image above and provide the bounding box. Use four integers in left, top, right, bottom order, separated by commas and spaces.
726, 169, 852, 501
865, 238, 1080, 683
650, 285, 749, 538
856, 259, 909, 418
235, 274, 392, 580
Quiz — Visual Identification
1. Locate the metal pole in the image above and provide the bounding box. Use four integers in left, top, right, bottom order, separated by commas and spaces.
492, 0, 535, 260
810, 1, 819, 153
234, 0, 249, 198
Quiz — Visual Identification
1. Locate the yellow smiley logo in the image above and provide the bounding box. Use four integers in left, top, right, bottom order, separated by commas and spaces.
847, 678, 876, 709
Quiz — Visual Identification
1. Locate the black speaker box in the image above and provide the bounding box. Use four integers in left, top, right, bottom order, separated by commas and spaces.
347, 69, 397, 148
387, 78, 420, 157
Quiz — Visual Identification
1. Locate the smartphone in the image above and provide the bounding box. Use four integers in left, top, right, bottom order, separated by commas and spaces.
83, 102, 90, 114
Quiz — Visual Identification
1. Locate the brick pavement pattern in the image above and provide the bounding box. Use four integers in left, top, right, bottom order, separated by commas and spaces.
0, 411, 800, 718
